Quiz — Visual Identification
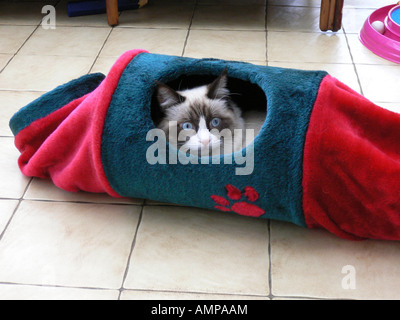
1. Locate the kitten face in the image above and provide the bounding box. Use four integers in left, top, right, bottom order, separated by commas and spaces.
156, 70, 245, 155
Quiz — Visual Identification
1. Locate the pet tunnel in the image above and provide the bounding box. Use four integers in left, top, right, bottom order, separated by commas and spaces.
10, 49, 400, 241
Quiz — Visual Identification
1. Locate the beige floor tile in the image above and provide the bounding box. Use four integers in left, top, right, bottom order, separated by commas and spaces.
342, 8, 373, 34
245, 60, 267, 66
272, 296, 319, 300
270, 221, 400, 299
346, 34, 398, 66
0, 2, 45, 25
268, 31, 352, 63
0, 138, 30, 198
101, 28, 187, 58
89, 56, 117, 75
118, 2, 194, 28
0, 54, 12, 72
0, 200, 18, 235
185, 29, 266, 61
267, 6, 322, 32
0, 200, 141, 288
356, 64, 400, 103
19, 27, 110, 57
121, 289, 269, 300
0, 25, 36, 54
124, 206, 269, 295
24, 178, 144, 205
144, 199, 182, 206
191, 5, 266, 31
268, 61, 361, 94
0, 283, 119, 300
0, 54, 94, 91
0, 91, 44, 137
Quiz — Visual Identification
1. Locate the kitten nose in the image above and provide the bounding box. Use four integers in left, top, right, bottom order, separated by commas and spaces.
198, 128, 210, 146
200, 138, 210, 146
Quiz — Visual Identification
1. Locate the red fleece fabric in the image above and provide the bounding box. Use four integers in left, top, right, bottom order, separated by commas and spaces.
303, 75, 400, 241
15, 49, 148, 196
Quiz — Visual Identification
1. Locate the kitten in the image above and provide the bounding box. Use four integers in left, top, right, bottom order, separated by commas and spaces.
156, 69, 245, 156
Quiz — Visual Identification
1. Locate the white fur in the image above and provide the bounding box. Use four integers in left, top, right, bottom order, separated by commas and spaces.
157, 75, 245, 156
184, 116, 221, 155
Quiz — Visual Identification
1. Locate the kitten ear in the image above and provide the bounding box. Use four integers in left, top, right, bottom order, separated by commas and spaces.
207, 68, 229, 100
156, 81, 185, 110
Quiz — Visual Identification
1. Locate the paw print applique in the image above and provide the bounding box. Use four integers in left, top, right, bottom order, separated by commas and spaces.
211, 184, 265, 217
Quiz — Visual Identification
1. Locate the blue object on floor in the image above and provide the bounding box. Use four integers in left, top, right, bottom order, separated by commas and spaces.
67, 0, 145, 17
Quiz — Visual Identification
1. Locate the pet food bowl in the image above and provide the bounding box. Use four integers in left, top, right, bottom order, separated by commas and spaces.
360, 4, 400, 64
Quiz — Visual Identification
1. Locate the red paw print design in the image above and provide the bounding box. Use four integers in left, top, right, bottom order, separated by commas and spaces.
211, 184, 265, 217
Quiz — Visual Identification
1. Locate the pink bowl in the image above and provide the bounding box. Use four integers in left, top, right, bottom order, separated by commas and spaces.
386, 5, 400, 37
360, 4, 400, 64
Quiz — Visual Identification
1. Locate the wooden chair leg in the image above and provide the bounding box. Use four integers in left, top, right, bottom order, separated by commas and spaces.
106, 0, 119, 26
320, 0, 344, 32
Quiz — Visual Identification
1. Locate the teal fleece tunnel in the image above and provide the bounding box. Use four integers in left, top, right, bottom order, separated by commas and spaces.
12, 50, 400, 240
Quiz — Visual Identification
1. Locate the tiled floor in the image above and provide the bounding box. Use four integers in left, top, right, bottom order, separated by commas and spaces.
0, 0, 399, 300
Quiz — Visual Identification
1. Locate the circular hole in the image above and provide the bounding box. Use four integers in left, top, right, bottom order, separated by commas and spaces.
151, 74, 267, 157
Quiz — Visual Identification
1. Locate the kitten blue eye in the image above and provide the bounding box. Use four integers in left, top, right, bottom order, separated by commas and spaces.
211, 117, 221, 127
182, 122, 193, 130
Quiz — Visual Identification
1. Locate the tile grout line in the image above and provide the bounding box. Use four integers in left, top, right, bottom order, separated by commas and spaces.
86, 9, 124, 74
0, 274, 336, 299
0, 24, 40, 74
118, 204, 145, 300
0, 177, 33, 242
120, 287, 271, 299
87, 26, 115, 74
0, 279, 333, 300
342, 25, 365, 96
0, 280, 118, 293
11, 197, 144, 206
0, 0, 63, 75
181, 0, 197, 57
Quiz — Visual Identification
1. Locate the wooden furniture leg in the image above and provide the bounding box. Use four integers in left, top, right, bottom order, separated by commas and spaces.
106, 0, 119, 26
320, 0, 344, 32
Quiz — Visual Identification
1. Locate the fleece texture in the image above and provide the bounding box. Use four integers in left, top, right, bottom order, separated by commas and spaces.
10, 49, 147, 196
9, 50, 327, 228
101, 52, 327, 227
11, 50, 400, 240
303, 76, 400, 241
10, 73, 105, 136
